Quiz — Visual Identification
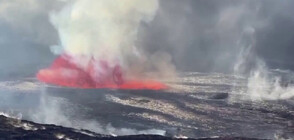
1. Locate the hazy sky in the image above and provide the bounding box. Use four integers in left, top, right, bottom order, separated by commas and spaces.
0, 0, 294, 78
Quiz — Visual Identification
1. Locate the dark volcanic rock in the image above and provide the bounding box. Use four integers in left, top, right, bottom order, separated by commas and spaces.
208, 92, 229, 100
0, 115, 266, 140
0, 115, 105, 140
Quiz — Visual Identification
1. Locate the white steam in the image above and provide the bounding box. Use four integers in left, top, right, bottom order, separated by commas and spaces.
224, 2, 294, 101
49, 0, 164, 78
247, 61, 294, 100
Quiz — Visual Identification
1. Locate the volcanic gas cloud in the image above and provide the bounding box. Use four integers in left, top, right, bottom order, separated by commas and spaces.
37, 0, 168, 90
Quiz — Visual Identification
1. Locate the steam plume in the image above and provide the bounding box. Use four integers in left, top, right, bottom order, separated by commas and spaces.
49, 0, 168, 80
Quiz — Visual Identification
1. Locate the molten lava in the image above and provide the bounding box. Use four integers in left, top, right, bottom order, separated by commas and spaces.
37, 55, 167, 90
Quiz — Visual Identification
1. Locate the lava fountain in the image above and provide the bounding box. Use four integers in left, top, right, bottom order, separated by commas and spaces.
37, 0, 168, 90
37, 54, 167, 90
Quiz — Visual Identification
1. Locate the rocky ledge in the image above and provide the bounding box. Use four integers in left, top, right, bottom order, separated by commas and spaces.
0, 115, 265, 140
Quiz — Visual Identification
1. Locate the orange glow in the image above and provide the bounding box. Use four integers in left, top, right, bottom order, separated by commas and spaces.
37, 55, 167, 90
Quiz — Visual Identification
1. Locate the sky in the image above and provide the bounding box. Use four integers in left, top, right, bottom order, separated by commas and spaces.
0, 0, 294, 78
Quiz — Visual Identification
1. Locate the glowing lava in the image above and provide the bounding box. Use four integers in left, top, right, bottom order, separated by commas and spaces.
37, 55, 167, 90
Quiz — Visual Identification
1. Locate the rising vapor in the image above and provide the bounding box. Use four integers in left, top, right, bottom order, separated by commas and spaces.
37, 0, 174, 89
50, 0, 161, 74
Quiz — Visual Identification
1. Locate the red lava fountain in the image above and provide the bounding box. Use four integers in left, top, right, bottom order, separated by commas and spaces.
37, 54, 167, 90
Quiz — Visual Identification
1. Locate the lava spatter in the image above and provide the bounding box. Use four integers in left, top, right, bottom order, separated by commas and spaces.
37, 55, 167, 90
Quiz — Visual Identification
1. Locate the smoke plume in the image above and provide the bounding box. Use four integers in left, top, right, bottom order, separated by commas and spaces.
49, 0, 175, 81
